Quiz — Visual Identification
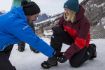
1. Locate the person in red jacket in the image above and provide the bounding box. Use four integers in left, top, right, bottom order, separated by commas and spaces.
41, 0, 97, 69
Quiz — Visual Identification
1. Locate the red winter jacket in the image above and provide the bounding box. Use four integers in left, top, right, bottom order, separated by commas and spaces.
58, 6, 90, 59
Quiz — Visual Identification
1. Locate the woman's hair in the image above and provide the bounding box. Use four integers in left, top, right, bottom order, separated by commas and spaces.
64, 10, 76, 23
69, 10, 76, 23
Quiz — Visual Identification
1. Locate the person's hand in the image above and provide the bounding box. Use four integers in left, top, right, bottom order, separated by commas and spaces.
57, 55, 67, 63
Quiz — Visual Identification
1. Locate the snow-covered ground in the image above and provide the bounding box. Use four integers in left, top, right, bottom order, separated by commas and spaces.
9, 38, 105, 70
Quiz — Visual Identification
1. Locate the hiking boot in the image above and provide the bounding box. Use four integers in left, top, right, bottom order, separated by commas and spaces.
41, 56, 58, 69
88, 44, 97, 60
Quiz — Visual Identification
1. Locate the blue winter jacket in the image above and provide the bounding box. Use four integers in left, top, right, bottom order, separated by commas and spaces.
0, 7, 54, 57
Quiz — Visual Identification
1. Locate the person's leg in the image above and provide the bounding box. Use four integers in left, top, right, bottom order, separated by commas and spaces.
41, 26, 74, 69
0, 45, 16, 70
51, 26, 74, 56
30, 46, 39, 53
18, 41, 39, 53
18, 42, 25, 52
69, 44, 97, 67
2, 45, 14, 58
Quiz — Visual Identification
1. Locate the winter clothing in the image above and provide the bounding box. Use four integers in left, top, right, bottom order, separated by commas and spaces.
0, 45, 16, 70
50, 26, 81, 60
21, 1, 40, 15
57, 55, 67, 63
41, 56, 58, 69
58, 5, 90, 59
64, 0, 79, 13
41, 26, 74, 69
18, 22, 39, 53
52, 26, 96, 66
18, 42, 25, 52
0, 7, 54, 57
41, 26, 96, 68
88, 44, 97, 60
70, 44, 96, 67
41, 5, 96, 69
30, 46, 40, 53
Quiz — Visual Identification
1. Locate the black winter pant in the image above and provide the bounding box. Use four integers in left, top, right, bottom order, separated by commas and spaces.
0, 45, 16, 70
18, 42, 37, 52
51, 26, 94, 67
18, 42, 25, 50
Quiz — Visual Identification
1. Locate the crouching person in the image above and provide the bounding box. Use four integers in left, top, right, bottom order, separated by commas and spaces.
41, 0, 97, 69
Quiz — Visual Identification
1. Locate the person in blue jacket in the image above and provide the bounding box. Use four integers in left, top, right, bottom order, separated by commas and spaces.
0, 1, 54, 70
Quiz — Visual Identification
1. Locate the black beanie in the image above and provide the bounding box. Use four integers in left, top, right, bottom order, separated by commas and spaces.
21, 1, 40, 16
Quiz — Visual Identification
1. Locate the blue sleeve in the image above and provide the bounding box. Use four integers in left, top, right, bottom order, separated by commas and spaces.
8, 21, 54, 57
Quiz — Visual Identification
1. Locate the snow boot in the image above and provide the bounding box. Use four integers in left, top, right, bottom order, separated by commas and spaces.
41, 56, 58, 69
88, 44, 97, 60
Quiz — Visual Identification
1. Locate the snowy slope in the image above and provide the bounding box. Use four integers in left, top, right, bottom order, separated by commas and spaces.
9, 38, 105, 70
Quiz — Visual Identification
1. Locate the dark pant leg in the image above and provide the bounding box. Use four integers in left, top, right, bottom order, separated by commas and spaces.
30, 46, 39, 53
18, 42, 25, 51
0, 45, 16, 70
1, 45, 14, 58
51, 26, 74, 56
69, 47, 93, 67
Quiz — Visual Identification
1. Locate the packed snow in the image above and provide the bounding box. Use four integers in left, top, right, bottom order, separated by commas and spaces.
9, 38, 105, 70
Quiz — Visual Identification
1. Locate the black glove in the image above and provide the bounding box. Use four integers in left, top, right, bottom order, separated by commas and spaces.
57, 55, 67, 63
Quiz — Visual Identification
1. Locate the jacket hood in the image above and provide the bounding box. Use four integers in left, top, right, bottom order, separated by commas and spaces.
76, 5, 85, 21
10, 7, 27, 22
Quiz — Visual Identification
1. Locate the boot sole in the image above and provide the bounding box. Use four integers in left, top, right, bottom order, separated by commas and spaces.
41, 61, 58, 69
